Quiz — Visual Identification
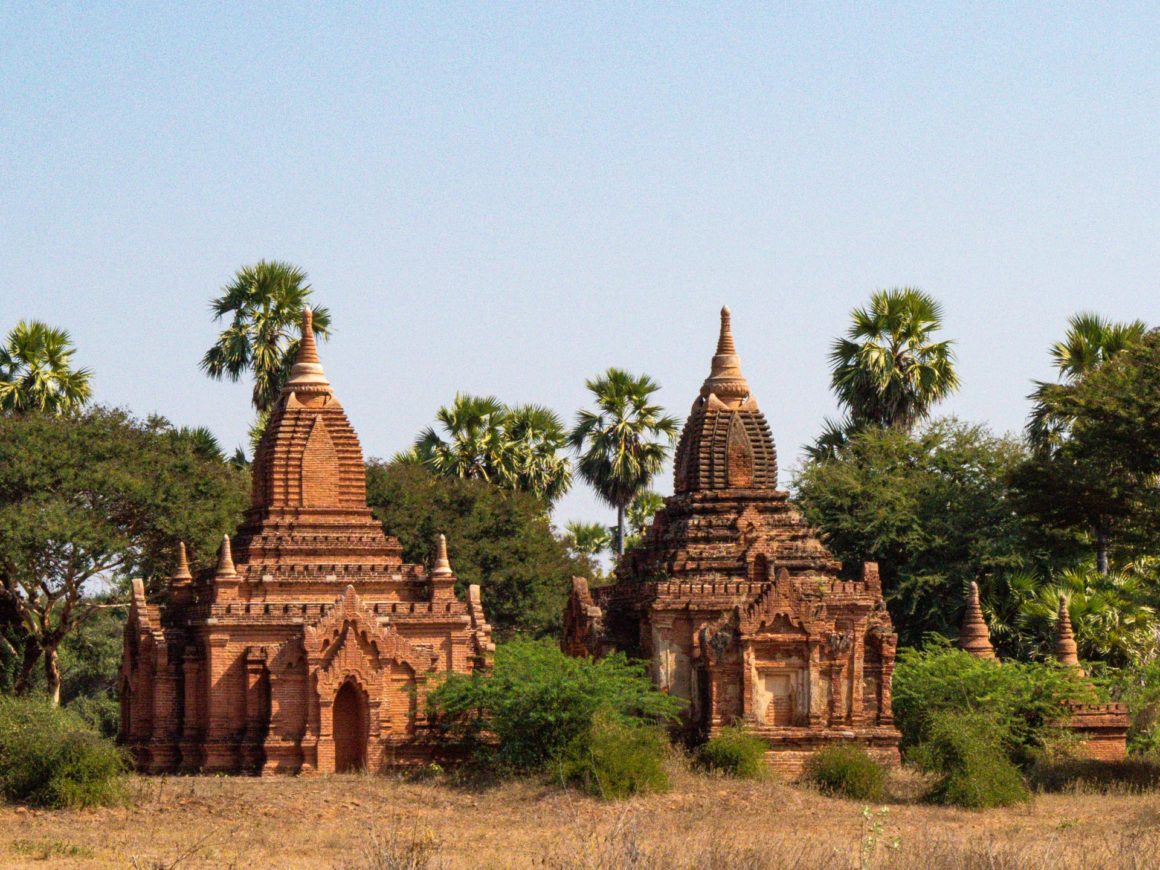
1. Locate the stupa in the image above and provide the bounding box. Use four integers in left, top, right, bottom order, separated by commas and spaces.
121, 310, 494, 774
564, 307, 901, 775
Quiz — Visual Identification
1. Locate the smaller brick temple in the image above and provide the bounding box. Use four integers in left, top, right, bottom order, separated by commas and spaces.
958, 584, 1129, 760
564, 308, 901, 775
121, 310, 494, 774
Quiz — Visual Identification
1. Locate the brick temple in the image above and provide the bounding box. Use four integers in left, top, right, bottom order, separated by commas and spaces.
564, 307, 901, 775
120, 310, 494, 774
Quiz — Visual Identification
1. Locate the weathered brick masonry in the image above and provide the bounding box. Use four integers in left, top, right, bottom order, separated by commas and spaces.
120, 310, 493, 774
565, 308, 901, 776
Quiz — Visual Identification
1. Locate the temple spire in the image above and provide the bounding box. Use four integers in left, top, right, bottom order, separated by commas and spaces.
215, 535, 237, 578
700, 305, 751, 407
284, 307, 330, 393
959, 581, 996, 660
172, 541, 192, 582
432, 533, 453, 577
1054, 595, 1082, 671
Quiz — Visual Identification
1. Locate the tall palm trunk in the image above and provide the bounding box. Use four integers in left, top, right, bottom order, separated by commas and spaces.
616, 504, 626, 556
1096, 524, 1110, 575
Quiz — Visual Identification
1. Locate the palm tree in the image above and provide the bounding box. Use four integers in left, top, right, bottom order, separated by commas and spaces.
414, 394, 508, 482
0, 321, 92, 414
500, 404, 572, 503
828, 288, 959, 432
1029, 312, 1147, 453
413, 395, 573, 503
1026, 313, 1149, 573
200, 261, 331, 413
562, 521, 612, 559
570, 369, 679, 556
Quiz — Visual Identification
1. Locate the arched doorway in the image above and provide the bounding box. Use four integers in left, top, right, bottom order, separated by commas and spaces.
333, 680, 368, 772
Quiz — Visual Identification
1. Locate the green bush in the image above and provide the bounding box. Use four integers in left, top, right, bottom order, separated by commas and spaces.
1099, 658, 1160, 755
803, 743, 887, 801
0, 697, 127, 808
695, 727, 768, 779
892, 643, 1093, 766
909, 711, 1029, 808
1028, 757, 1160, 793
427, 639, 683, 771
560, 710, 670, 800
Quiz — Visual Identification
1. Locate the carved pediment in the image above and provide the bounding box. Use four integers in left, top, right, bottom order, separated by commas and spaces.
304, 585, 436, 678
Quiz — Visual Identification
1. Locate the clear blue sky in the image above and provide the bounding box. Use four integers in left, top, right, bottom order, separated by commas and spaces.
3, 4, 1158, 530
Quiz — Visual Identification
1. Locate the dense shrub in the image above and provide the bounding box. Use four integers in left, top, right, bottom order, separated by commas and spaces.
909, 711, 1029, 808
1100, 658, 1160, 755
892, 643, 1093, 765
1029, 757, 1160, 793
427, 639, 683, 771
695, 727, 768, 779
803, 743, 887, 801
0, 697, 126, 808
560, 710, 670, 799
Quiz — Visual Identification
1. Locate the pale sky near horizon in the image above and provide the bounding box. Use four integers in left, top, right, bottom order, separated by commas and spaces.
2, 4, 1158, 532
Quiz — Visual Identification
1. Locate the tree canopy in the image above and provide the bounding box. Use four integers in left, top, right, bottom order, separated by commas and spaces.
0, 408, 247, 703
364, 460, 590, 637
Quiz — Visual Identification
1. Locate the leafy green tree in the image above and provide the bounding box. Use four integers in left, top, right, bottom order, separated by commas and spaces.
794, 420, 1038, 645
570, 369, 679, 556
0, 321, 92, 414
364, 461, 588, 637
413, 395, 572, 504
0, 409, 247, 704
827, 288, 958, 434
426, 638, 682, 771
200, 261, 331, 414
1016, 328, 1160, 575
562, 521, 611, 561
1028, 312, 1147, 456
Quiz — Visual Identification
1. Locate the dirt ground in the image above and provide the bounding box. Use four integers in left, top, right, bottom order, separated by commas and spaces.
2, 764, 1158, 869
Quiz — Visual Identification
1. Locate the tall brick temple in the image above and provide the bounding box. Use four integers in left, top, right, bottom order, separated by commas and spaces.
564, 307, 901, 774
121, 310, 494, 774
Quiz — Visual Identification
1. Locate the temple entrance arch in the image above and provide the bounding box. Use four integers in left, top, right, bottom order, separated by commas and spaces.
333, 680, 368, 772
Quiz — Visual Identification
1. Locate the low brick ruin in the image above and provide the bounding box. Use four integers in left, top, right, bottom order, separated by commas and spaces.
120, 310, 493, 774
564, 308, 901, 776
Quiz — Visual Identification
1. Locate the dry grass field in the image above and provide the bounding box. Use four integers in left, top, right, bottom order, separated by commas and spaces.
2, 762, 1159, 869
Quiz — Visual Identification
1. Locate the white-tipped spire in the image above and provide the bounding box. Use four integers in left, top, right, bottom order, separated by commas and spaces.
215, 534, 237, 577
172, 541, 192, 583
700, 305, 750, 406
432, 533, 453, 576
284, 307, 330, 392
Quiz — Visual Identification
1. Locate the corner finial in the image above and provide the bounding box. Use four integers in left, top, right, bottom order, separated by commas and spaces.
959, 581, 996, 660
432, 533, 453, 576
172, 541, 192, 582
215, 534, 237, 578
1054, 594, 1082, 671
284, 306, 330, 393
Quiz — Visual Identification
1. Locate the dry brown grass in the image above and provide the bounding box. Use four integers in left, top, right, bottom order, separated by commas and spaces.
1, 760, 1158, 869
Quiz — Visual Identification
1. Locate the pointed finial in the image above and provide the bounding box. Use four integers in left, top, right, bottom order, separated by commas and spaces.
284, 307, 330, 392
215, 534, 237, 577
700, 304, 750, 406
716, 306, 737, 355
172, 541, 192, 583
959, 581, 996, 660
432, 533, 453, 576
1054, 594, 1082, 671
